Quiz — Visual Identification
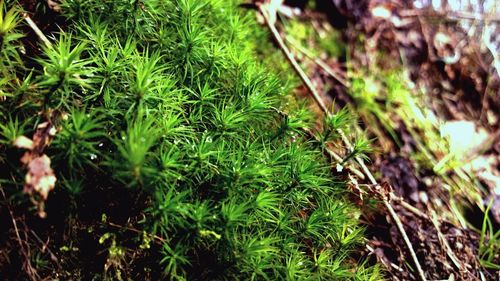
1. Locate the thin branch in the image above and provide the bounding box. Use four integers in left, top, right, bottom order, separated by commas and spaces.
400, 9, 500, 22
366, 243, 405, 272
0, 188, 39, 281
259, 4, 329, 115
258, 5, 427, 281
304, 127, 367, 179
393, 196, 430, 220
285, 36, 350, 87
482, 25, 500, 77
381, 199, 426, 280
429, 211, 464, 272
29, 229, 60, 267
106, 221, 167, 245
23, 13, 52, 48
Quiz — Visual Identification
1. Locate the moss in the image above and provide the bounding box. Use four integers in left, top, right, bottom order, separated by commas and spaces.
284, 17, 345, 59
0, 0, 379, 279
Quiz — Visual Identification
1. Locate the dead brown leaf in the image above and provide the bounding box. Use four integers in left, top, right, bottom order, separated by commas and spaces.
13, 111, 61, 218
24, 154, 56, 201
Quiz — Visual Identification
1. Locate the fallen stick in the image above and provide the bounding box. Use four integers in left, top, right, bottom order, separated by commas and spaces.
0, 188, 39, 281
107, 221, 167, 245
258, 4, 427, 281
23, 13, 52, 48
400, 9, 500, 23
429, 211, 464, 272
29, 229, 60, 266
285, 36, 350, 87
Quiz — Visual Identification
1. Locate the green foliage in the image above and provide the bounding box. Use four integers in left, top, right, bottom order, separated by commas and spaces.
343, 137, 373, 164
478, 200, 500, 270
0, 0, 20, 35
284, 17, 345, 59
321, 106, 352, 144
0, 0, 377, 279
52, 109, 106, 170
36, 33, 94, 108
113, 117, 159, 187
0, 0, 22, 55
0, 116, 25, 144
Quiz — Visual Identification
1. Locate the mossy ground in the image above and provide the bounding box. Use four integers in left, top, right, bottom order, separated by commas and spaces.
0, 1, 379, 280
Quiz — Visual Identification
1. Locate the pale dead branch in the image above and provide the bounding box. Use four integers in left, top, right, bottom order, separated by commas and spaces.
23, 13, 52, 49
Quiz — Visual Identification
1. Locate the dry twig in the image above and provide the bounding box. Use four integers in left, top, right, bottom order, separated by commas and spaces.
29, 229, 60, 267
400, 9, 500, 23
429, 211, 464, 272
107, 222, 167, 245
23, 13, 53, 48
285, 36, 350, 87
0, 188, 39, 281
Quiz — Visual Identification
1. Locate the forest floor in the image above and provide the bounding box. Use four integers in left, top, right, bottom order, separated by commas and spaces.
1, 0, 498, 280
253, 0, 499, 280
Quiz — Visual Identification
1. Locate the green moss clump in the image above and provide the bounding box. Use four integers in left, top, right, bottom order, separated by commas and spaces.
0, 0, 380, 279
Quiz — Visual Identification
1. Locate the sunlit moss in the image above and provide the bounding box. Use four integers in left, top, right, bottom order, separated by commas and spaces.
0, 0, 377, 279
